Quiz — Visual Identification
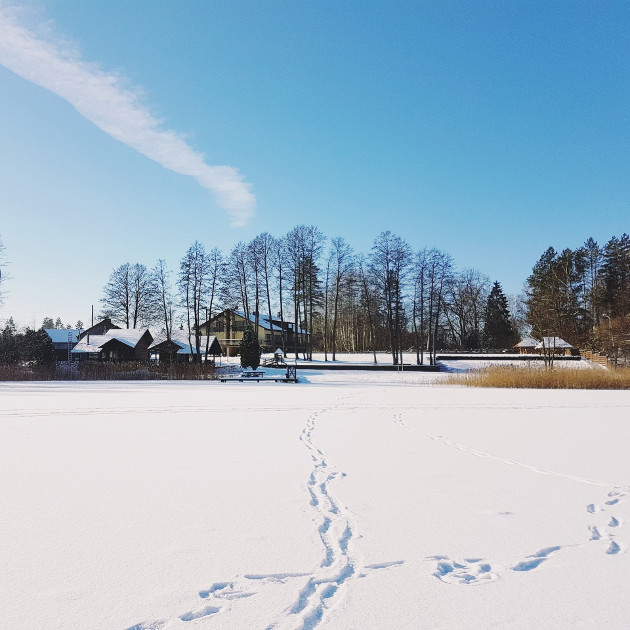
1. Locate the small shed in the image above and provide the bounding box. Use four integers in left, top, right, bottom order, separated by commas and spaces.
149, 334, 222, 363
514, 336, 538, 355
535, 337, 573, 356
44, 328, 81, 361
274, 348, 285, 363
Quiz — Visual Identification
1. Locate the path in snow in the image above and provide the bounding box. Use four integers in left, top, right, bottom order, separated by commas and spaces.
271, 397, 363, 630
124, 392, 400, 630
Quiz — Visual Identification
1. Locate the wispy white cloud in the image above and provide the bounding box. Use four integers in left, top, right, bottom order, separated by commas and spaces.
0, 6, 256, 226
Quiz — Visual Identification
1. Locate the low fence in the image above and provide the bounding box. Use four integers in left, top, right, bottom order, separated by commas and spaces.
580, 350, 609, 367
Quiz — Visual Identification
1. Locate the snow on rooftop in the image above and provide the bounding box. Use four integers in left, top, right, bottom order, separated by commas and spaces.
45, 329, 80, 344
71, 335, 109, 353
515, 336, 537, 347
535, 336, 573, 349
149, 333, 220, 355
72, 329, 150, 352
105, 329, 150, 347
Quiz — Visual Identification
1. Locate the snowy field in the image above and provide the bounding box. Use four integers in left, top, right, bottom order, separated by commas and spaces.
1, 367, 629, 629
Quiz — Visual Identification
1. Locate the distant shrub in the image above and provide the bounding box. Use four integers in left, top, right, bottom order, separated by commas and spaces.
446, 365, 630, 389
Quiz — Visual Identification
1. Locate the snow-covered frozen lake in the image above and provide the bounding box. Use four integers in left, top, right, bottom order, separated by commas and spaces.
1, 370, 629, 629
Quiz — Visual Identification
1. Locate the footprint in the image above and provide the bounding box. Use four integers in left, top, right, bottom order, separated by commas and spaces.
606, 540, 625, 555
199, 582, 232, 598
179, 606, 220, 622
589, 526, 602, 541
429, 556, 497, 585
363, 560, 404, 570
511, 546, 561, 572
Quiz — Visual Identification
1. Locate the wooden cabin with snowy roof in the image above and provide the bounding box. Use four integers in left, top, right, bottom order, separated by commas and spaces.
534, 336, 574, 356
514, 336, 538, 354
72, 327, 153, 362
149, 332, 222, 363
514, 336, 573, 356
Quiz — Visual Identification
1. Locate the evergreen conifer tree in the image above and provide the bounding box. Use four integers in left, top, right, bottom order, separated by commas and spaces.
484, 281, 518, 348
240, 326, 261, 369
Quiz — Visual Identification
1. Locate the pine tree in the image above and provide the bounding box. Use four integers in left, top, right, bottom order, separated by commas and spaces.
21, 329, 55, 365
240, 326, 261, 370
484, 281, 518, 348
602, 234, 630, 318
525, 247, 588, 343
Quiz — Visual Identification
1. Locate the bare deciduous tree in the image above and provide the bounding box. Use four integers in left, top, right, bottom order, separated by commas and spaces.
369, 231, 412, 365
101, 262, 152, 328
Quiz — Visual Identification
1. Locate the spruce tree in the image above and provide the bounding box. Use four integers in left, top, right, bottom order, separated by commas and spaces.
240, 326, 261, 370
484, 281, 518, 348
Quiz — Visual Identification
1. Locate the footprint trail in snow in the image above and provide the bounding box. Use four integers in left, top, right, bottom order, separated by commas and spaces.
271, 403, 364, 630
381, 412, 629, 585
125, 393, 392, 630
428, 485, 627, 585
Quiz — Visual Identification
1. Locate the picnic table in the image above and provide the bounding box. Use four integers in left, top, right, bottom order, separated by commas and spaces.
219, 366, 298, 383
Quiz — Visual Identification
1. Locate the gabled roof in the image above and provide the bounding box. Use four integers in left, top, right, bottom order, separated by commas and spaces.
72, 329, 152, 354
234, 311, 284, 332
535, 336, 573, 349
105, 328, 151, 347
200, 309, 310, 336
78, 318, 120, 340
515, 336, 537, 348
149, 332, 221, 354
71, 335, 109, 354
45, 329, 80, 344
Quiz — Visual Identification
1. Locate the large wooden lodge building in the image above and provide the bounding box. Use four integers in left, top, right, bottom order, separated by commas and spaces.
198, 309, 309, 356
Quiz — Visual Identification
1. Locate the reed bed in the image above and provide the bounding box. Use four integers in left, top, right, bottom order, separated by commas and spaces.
0, 361, 218, 381
446, 365, 630, 389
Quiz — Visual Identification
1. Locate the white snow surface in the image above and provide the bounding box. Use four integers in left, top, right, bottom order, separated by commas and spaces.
1, 367, 629, 629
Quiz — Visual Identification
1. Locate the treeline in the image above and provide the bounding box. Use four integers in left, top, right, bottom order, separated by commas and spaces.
98, 227, 519, 364
0, 321, 54, 365
4, 228, 628, 364
526, 234, 630, 362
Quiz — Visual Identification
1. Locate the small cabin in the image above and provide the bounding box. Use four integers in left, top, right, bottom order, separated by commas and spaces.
149, 333, 222, 363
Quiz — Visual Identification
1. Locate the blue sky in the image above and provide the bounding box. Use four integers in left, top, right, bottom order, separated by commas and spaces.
1, 1, 629, 327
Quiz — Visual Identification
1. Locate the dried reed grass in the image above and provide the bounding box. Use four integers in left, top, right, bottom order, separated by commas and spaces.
0, 361, 218, 381
446, 365, 630, 389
